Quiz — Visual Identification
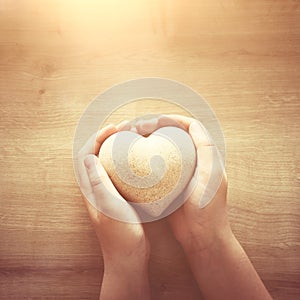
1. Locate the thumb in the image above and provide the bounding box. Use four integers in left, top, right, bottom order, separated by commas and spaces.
84, 154, 110, 194
188, 121, 225, 208
84, 154, 140, 223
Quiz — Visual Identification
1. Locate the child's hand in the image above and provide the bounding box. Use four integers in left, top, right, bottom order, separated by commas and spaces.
77, 124, 150, 300
132, 115, 272, 300
130, 114, 230, 254
162, 115, 230, 254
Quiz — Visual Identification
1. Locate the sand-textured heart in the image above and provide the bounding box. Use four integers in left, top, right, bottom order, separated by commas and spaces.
99, 126, 196, 216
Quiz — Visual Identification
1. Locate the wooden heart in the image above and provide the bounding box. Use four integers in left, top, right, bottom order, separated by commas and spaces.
99, 126, 196, 217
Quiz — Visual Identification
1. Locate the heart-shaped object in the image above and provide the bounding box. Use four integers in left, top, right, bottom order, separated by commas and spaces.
99, 126, 196, 217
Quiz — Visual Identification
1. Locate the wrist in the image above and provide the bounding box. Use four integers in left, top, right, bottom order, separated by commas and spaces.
182, 225, 235, 261
103, 240, 150, 273
104, 264, 149, 284
104, 254, 149, 275
181, 230, 273, 300
100, 233, 150, 267
102, 260, 150, 300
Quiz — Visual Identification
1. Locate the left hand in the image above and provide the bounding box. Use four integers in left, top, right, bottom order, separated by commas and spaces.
77, 124, 150, 270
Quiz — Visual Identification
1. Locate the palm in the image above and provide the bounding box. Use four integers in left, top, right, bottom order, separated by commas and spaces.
129, 114, 229, 251
168, 177, 228, 251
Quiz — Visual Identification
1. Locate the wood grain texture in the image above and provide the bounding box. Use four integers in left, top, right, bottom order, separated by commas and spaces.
0, 0, 299, 299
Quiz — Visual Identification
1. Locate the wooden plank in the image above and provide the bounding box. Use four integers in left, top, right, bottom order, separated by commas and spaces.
0, 0, 299, 299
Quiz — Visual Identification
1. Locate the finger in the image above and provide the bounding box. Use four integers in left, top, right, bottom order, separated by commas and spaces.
135, 114, 187, 136
78, 149, 95, 196
116, 120, 131, 131
77, 125, 117, 197
191, 142, 225, 207
197, 145, 226, 208
157, 115, 186, 130
78, 124, 117, 158
189, 121, 224, 182
95, 124, 117, 154
189, 121, 213, 148
78, 159, 94, 197
84, 154, 141, 223
164, 114, 195, 131
84, 154, 119, 198
183, 121, 224, 206
135, 117, 159, 135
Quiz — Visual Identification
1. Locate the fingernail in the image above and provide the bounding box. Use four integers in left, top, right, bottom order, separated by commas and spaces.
84, 155, 97, 170
117, 120, 131, 131
139, 117, 158, 131
189, 121, 202, 133
117, 120, 128, 126
101, 123, 115, 131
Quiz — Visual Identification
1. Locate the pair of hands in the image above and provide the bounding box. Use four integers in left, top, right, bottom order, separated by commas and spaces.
77, 114, 230, 299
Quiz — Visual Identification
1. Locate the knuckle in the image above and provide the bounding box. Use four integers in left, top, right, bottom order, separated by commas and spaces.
89, 170, 103, 188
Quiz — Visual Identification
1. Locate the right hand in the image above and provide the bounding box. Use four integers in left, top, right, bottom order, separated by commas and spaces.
130, 114, 232, 254
165, 115, 231, 254
126, 115, 272, 300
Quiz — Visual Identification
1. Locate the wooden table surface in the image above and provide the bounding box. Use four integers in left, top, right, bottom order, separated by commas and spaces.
0, 0, 299, 299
